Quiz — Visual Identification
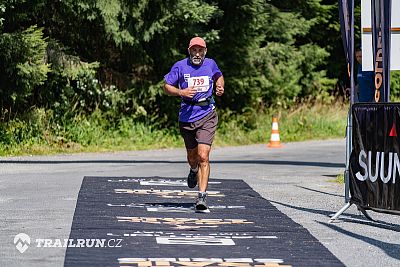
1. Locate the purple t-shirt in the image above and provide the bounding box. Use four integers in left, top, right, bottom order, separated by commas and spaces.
164, 58, 222, 122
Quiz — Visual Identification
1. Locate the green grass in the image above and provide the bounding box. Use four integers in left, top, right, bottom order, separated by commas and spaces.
215, 101, 347, 146
328, 173, 345, 184
0, 102, 348, 156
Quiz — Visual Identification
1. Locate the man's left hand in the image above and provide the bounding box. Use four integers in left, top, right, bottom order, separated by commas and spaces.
216, 84, 224, 96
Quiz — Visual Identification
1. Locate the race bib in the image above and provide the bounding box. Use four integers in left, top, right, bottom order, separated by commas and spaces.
188, 76, 210, 92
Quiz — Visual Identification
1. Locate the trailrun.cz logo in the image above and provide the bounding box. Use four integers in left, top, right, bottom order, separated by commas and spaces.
13, 233, 123, 253
14, 233, 30, 253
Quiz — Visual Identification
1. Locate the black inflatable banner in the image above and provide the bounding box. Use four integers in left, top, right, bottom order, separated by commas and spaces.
350, 103, 400, 214
338, 0, 352, 66
371, 0, 392, 102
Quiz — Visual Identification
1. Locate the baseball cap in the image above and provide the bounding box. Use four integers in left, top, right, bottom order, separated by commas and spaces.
188, 37, 206, 49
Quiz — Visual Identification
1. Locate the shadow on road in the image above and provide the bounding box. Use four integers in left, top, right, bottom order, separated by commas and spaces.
0, 159, 345, 168
295, 185, 344, 198
318, 221, 400, 261
269, 199, 400, 232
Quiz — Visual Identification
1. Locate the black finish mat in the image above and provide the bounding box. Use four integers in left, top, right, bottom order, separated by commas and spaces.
64, 177, 344, 266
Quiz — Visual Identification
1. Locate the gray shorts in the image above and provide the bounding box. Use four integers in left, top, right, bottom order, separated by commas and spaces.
179, 110, 218, 149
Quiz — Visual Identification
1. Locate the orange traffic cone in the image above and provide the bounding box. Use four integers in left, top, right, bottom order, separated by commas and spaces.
267, 116, 282, 148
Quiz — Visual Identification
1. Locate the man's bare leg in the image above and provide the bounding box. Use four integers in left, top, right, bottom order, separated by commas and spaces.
186, 147, 199, 170
186, 147, 199, 188
197, 144, 211, 192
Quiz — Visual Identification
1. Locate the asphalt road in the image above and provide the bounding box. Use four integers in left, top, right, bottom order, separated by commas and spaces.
1, 139, 399, 266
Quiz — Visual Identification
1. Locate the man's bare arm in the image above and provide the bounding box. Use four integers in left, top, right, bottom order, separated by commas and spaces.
164, 83, 197, 99
215, 75, 224, 96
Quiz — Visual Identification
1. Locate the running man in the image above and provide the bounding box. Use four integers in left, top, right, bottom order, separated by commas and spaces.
163, 36, 224, 212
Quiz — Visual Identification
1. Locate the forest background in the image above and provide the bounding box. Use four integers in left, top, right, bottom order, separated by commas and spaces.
1, 0, 399, 155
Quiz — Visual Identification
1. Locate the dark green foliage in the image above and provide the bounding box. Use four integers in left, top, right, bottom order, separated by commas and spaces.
0, 0, 399, 132
390, 71, 400, 100
0, 25, 50, 117
0, 3, 4, 28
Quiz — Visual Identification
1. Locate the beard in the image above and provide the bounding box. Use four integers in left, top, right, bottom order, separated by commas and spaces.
190, 55, 204, 66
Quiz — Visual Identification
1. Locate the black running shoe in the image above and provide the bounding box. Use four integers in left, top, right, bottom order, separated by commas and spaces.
187, 169, 198, 188
195, 192, 209, 213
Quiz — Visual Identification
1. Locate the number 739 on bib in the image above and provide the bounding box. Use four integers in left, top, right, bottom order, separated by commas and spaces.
188, 76, 210, 92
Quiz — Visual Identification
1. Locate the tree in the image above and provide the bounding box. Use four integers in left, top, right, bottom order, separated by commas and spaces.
0, 25, 50, 116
